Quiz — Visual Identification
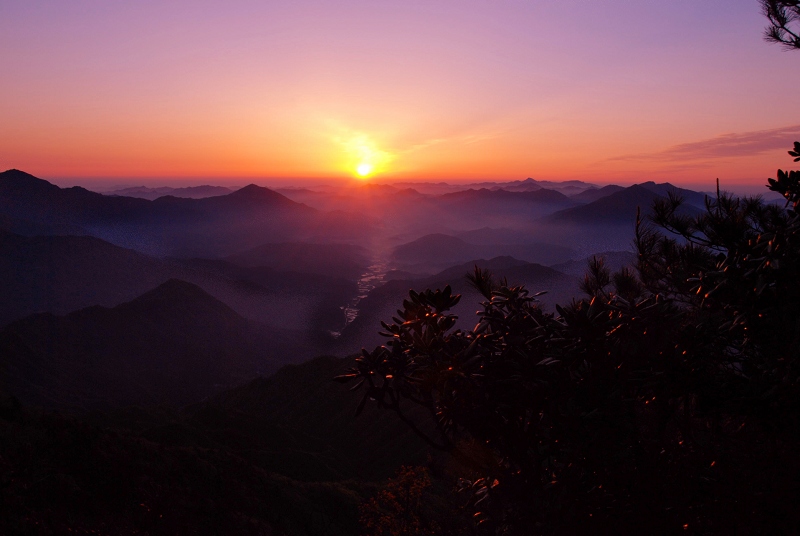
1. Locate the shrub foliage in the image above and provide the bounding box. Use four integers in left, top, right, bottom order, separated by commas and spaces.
338, 145, 800, 534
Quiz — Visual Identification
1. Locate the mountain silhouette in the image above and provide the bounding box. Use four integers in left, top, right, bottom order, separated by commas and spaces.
437, 187, 576, 207
203, 183, 301, 209
569, 184, 625, 203
0, 230, 171, 325
0, 170, 305, 226
442, 177, 597, 196
0, 170, 346, 257
547, 184, 679, 224
636, 181, 709, 208
0, 352, 444, 534
0, 169, 149, 224
391, 233, 573, 272
198, 354, 433, 481
0, 279, 297, 410
105, 185, 233, 200
0, 230, 354, 336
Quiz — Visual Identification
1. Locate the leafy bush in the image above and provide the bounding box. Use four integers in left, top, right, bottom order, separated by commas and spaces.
338, 145, 800, 534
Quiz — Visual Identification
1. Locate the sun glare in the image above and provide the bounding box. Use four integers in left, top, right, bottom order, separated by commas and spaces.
356, 163, 373, 178
333, 130, 394, 180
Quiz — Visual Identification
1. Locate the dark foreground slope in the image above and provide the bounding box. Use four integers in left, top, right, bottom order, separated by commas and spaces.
0, 354, 442, 535
0, 280, 305, 410
0, 397, 371, 536
195, 356, 433, 482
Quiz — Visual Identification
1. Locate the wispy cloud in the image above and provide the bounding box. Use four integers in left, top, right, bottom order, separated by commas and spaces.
400, 131, 501, 155
607, 125, 800, 163
400, 138, 448, 154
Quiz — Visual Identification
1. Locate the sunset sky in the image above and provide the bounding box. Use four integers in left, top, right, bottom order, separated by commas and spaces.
1, 0, 799, 190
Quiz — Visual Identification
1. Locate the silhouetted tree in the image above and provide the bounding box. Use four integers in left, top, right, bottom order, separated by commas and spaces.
339, 8, 800, 533
337, 144, 800, 534
761, 0, 800, 48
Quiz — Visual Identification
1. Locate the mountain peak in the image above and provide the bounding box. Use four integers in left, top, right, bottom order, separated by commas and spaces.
1, 169, 39, 179
0, 169, 57, 187
231, 184, 270, 196
125, 279, 239, 319
132, 278, 219, 302
225, 184, 298, 205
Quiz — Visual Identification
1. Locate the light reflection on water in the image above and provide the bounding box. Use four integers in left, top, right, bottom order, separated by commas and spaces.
330, 258, 388, 338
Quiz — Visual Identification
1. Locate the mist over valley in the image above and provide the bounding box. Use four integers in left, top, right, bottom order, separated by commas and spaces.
0, 166, 717, 420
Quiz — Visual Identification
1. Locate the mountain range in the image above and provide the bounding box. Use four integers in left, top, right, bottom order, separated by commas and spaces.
0, 169, 373, 257
0, 230, 355, 336
0, 166, 728, 534
105, 185, 234, 200
0, 280, 303, 410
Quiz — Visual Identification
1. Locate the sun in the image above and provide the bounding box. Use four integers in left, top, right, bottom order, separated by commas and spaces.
333, 132, 393, 179
356, 162, 373, 178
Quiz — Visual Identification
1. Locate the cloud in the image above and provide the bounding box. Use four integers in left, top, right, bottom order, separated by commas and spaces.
608, 125, 800, 163
401, 138, 448, 154
396, 130, 501, 156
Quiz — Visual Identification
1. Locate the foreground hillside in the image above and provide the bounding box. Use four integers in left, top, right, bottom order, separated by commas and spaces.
4, 164, 792, 534
0, 398, 371, 536
0, 280, 306, 410
0, 354, 453, 535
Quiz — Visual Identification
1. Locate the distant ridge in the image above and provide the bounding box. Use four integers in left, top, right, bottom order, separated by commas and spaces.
548, 183, 704, 224
0, 170, 305, 226
432, 256, 565, 283
0, 169, 149, 223
437, 187, 574, 204
105, 184, 233, 200
0, 230, 356, 335
0, 170, 338, 256
390, 232, 573, 270
335, 255, 578, 354
570, 184, 625, 203
637, 181, 709, 208
387, 177, 599, 196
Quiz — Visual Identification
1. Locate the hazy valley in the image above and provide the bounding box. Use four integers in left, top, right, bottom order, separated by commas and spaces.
1, 165, 797, 535
0, 168, 693, 364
